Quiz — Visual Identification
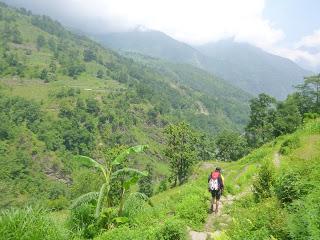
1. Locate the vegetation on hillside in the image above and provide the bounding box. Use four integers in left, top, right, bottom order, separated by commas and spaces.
0, 2, 320, 240
96, 31, 310, 99
0, 2, 249, 209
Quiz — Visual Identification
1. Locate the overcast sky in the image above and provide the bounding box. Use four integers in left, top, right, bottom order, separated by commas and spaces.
4, 0, 320, 71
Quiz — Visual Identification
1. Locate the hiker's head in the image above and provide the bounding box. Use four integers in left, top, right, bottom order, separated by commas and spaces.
215, 167, 221, 172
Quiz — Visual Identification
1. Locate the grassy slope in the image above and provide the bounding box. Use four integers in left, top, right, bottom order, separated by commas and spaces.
71, 118, 319, 239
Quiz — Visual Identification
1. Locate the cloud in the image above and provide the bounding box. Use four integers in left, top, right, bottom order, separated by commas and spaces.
5, 0, 283, 46
271, 29, 320, 72
74, 0, 284, 46
296, 29, 320, 48
3, 0, 319, 71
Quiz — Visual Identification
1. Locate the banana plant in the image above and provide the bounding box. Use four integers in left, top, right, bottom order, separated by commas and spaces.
70, 145, 148, 218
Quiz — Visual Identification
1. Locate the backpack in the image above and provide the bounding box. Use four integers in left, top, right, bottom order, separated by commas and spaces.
208, 171, 220, 191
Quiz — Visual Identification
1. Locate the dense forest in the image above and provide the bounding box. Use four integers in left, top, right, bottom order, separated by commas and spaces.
0, 2, 320, 240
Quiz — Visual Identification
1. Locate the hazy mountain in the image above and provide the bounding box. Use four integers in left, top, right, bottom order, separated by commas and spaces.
96, 30, 311, 99
197, 40, 311, 99
94, 29, 203, 67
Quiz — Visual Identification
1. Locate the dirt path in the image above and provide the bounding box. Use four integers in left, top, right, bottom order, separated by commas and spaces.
274, 152, 281, 168
189, 163, 248, 240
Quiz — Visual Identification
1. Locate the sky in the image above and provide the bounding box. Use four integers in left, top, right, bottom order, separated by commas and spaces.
3, 0, 320, 71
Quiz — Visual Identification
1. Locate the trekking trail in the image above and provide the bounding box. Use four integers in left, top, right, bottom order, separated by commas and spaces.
274, 152, 281, 168
189, 163, 250, 240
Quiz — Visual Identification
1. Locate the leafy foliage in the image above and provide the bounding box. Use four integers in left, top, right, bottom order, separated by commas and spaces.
138, 164, 154, 197
215, 130, 248, 161
164, 122, 198, 186
252, 161, 275, 201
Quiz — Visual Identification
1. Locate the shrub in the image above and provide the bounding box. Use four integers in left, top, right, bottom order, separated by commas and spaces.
155, 218, 187, 240
157, 178, 168, 193
287, 187, 320, 239
123, 194, 148, 223
47, 196, 69, 210
252, 161, 274, 202
0, 207, 65, 240
226, 198, 289, 240
274, 171, 301, 205
175, 194, 207, 229
279, 137, 300, 155
68, 203, 97, 238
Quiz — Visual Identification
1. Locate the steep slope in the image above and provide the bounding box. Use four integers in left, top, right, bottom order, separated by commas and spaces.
197, 40, 311, 99
96, 30, 311, 99
123, 52, 251, 128
94, 119, 320, 239
0, 3, 250, 208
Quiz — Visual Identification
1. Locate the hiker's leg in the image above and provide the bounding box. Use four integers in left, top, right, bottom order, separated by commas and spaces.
215, 200, 219, 214
215, 190, 221, 214
211, 196, 215, 211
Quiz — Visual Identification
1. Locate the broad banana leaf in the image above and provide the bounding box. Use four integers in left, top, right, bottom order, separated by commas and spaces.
77, 155, 108, 182
112, 145, 148, 166
112, 167, 148, 178
70, 191, 99, 209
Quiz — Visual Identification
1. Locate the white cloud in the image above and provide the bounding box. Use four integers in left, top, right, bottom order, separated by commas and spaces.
272, 47, 320, 70
67, 0, 284, 46
296, 29, 320, 48
5, 0, 319, 71
270, 30, 320, 72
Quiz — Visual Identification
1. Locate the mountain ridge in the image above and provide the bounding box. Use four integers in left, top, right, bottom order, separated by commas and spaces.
96, 30, 311, 99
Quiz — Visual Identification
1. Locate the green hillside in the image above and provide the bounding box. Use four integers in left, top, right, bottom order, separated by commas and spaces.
1, 115, 319, 239
0, 3, 250, 208
90, 118, 320, 240
1, 3, 320, 240
123, 52, 251, 128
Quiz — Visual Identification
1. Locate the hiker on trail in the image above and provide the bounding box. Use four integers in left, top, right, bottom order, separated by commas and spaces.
208, 167, 224, 214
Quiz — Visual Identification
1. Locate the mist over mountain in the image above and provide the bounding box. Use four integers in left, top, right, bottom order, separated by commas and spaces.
197, 40, 311, 99
95, 30, 311, 99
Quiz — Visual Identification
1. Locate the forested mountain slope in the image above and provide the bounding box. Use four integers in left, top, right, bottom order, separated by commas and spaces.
96, 30, 310, 99
0, 3, 249, 208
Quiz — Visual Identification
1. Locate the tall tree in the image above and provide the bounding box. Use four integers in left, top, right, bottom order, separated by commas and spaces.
164, 122, 197, 186
295, 74, 320, 114
245, 93, 277, 147
215, 130, 248, 161
273, 97, 302, 137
